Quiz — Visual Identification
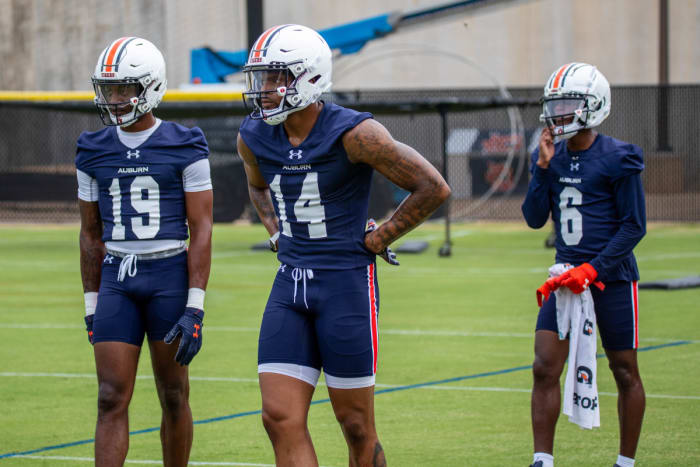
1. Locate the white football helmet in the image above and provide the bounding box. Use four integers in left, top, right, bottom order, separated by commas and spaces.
92, 37, 167, 127
540, 62, 610, 139
242, 24, 332, 125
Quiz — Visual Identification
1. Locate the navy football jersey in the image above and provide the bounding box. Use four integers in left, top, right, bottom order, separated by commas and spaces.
75, 121, 209, 242
239, 102, 374, 269
522, 134, 646, 282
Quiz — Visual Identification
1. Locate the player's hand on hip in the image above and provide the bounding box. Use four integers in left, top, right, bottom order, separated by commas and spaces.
364, 218, 399, 266
164, 307, 205, 366
84, 315, 95, 345
536, 127, 556, 169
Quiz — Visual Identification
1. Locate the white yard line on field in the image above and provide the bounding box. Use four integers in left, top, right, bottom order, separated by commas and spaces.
2, 372, 698, 400
2, 323, 698, 344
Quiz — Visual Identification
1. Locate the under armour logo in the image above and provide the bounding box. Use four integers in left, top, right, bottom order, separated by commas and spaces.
288, 149, 303, 160
103, 255, 114, 264
126, 150, 140, 159
278, 264, 287, 273
570, 162, 580, 171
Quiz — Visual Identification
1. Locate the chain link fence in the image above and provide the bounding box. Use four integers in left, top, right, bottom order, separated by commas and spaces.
1, 85, 698, 223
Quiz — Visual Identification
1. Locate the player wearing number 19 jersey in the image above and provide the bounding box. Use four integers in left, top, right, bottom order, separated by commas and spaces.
76, 37, 212, 466
238, 25, 450, 466
522, 63, 646, 467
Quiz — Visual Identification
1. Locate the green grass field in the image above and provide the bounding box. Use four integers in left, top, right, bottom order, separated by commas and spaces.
1, 222, 699, 466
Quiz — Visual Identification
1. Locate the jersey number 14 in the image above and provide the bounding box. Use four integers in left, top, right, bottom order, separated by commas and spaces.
269, 172, 327, 239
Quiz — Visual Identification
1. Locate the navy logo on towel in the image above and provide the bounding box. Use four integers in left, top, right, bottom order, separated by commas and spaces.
576, 366, 593, 386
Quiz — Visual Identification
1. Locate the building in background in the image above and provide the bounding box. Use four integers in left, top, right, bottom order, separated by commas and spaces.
1, 0, 699, 91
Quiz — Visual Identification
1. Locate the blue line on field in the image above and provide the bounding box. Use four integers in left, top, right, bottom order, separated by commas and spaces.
0, 340, 691, 460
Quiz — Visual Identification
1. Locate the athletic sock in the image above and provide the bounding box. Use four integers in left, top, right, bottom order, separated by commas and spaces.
616, 454, 635, 467
533, 452, 554, 467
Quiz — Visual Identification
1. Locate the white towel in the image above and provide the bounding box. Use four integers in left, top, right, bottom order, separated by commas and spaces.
548, 263, 600, 429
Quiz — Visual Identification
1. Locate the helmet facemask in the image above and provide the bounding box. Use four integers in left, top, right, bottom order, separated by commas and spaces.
540, 94, 599, 140
243, 61, 311, 125
92, 76, 156, 127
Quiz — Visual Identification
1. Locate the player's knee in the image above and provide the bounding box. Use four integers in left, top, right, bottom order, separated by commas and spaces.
97, 381, 130, 416
532, 355, 561, 385
336, 412, 371, 447
159, 382, 189, 414
609, 360, 642, 391
261, 404, 304, 438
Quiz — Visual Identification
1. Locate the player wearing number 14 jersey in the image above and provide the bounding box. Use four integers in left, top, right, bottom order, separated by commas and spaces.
238, 25, 450, 466
75, 37, 212, 466
521, 63, 646, 467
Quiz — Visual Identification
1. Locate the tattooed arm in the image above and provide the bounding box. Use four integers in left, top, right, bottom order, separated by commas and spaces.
343, 118, 451, 253
79, 200, 106, 292
237, 134, 279, 238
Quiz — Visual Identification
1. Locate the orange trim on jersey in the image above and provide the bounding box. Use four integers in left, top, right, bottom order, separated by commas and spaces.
551, 63, 572, 90
104, 37, 129, 72
632, 281, 639, 348
368, 263, 378, 374
252, 27, 278, 58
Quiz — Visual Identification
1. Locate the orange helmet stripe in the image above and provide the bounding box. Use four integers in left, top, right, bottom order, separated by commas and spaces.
551, 63, 572, 90
104, 37, 130, 72
252, 26, 278, 58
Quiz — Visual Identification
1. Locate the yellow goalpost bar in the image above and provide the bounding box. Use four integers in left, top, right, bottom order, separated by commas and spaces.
0, 90, 243, 102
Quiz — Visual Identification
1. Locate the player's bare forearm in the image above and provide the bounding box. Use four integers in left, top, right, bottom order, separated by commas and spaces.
187, 232, 211, 290
238, 133, 280, 237
344, 119, 450, 252
78, 200, 105, 292
186, 190, 213, 290
248, 185, 280, 237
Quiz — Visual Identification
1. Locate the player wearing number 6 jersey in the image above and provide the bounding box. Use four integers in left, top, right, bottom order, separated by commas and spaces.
521, 63, 646, 467
75, 37, 212, 466
238, 24, 450, 466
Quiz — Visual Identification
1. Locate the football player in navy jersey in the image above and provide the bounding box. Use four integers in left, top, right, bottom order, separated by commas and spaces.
76, 37, 212, 466
522, 63, 646, 467
238, 25, 450, 466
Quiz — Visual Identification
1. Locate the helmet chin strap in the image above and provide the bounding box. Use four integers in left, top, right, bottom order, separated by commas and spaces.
113, 100, 142, 128
556, 131, 577, 142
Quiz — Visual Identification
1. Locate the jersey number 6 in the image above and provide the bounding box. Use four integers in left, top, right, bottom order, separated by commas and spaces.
559, 186, 582, 246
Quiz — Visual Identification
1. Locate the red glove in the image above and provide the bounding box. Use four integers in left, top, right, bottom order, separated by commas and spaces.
558, 263, 605, 294
536, 275, 564, 307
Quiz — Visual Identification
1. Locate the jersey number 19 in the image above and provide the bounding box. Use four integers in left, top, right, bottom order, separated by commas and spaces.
109, 176, 161, 240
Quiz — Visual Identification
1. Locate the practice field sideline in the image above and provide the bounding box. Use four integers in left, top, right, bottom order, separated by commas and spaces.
1, 222, 698, 466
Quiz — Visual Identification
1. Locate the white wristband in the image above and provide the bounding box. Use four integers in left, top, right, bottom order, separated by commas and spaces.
269, 231, 280, 252
186, 288, 206, 310
84, 292, 98, 316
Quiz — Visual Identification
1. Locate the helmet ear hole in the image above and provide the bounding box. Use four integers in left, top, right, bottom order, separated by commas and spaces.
309, 74, 321, 84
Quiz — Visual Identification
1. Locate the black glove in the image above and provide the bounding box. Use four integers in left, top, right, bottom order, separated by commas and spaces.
164, 307, 204, 366
365, 219, 399, 266
85, 314, 94, 345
